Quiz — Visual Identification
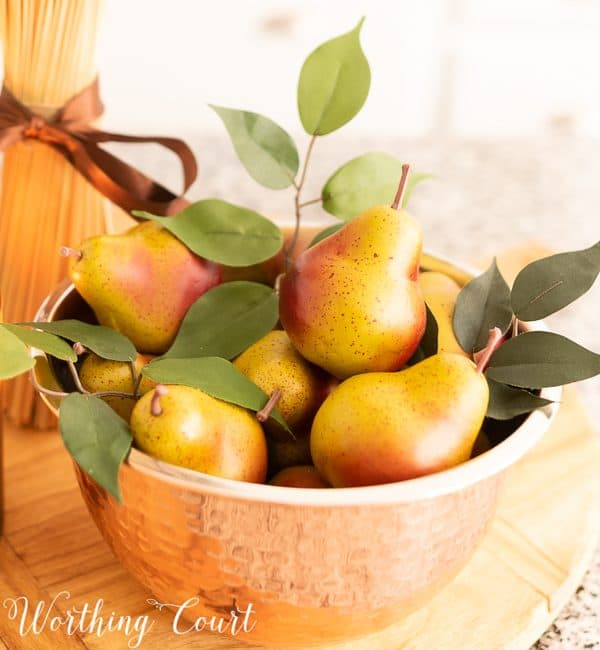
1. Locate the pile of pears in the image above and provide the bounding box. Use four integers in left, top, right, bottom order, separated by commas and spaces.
65, 169, 492, 489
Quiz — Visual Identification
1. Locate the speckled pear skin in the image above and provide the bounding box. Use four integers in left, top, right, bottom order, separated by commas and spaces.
420, 271, 469, 357
279, 205, 426, 379
311, 353, 489, 487
68, 222, 221, 354
233, 330, 335, 440
79, 352, 152, 421
130, 385, 267, 483
269, 465, 331, 488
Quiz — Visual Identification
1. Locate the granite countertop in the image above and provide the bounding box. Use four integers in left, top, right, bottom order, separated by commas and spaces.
120, 133, 600, 648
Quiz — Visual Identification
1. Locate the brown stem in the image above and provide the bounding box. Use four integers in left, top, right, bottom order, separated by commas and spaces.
285, 135, 317, 270
151, 385, 168, 416
67, 360, 90, 394
30, 373, 69, 399
475, 327, 504, 374
298, 197, 322, 209
59, 246, 82, 261
391, 164, 411, 210
256, 390, 282, 423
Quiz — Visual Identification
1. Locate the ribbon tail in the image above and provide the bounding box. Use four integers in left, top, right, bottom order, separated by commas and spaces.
68, 135, 191, 216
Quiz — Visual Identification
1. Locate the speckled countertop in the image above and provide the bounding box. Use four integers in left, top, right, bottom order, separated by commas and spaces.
123, 133, 600, 648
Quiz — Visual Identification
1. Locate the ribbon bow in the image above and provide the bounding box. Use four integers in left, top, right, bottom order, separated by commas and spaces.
0, 79, 195, 215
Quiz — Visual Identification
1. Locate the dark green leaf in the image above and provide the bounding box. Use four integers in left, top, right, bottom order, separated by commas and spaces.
133, 200, 283, 267
321, 153, 431, 220
59, 393, 132, 503
20, 320, 136, 362
486, 331, 600, 388
3, 324, 77, 362
164, 281, 279, 360
308, 223, 344, 248
511, 241, 600, 321
142, 356, 290, 432
210, 105, 299, 189
453, 259, 513, 353
297, 18, 370, 135
0, 325, 34, 379
486, 377, 554, 420
407, 304, 438, 365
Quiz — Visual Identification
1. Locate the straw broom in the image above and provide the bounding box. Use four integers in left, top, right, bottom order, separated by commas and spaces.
0, 0, 126, 428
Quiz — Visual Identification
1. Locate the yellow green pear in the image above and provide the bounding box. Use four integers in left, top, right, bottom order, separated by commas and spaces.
311, 352, 489, 487
79, 353, 153, 421
130, 384, 267, 483
279, 166, 426, 379
233, 330, 335, 439
420, 271, 469, 357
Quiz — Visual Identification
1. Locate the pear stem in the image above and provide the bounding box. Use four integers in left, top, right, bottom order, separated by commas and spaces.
151, 385, 168, 416
73, 341, 87, 356
391, 164, 411, 210
256, 390, 282, 423
475, 327, 504, 374
512, 316, 520, 338
59, 246, 82, 261
285, 134, 318, 270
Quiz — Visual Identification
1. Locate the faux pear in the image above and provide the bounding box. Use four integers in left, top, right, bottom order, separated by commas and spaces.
279, 168, 426, 379
311, 353, 489, 487
420, 271, 469, 357
130, 384, 267, 483
269, 465, 330, 488
79, 352, 153, 421
233, 330, 335, 439
65, 221, 221, 354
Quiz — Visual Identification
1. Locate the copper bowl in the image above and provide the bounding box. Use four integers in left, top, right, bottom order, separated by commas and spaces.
32, 251, 560, 647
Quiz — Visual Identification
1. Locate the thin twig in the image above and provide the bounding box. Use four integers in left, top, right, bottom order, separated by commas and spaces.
67, 360, 90, 394
298, 196, 322, 209
30, 373, 69, 399
285, 135, 317, 269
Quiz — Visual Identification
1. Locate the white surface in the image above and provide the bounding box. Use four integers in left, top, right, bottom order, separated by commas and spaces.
94, 0, 600, 138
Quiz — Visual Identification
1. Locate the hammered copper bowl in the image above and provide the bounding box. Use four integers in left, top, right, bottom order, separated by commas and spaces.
32, 253, 560, 647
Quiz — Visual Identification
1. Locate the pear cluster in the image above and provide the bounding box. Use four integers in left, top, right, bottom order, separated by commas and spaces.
66, 192, 490, 489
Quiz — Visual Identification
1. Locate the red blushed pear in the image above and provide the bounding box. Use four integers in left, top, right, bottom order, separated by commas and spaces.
62, 221, 221, 354
310, 329, 503, 487
279, 165, 426, 379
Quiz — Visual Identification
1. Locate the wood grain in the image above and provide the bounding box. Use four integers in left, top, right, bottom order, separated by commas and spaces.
0, 245, 597, 649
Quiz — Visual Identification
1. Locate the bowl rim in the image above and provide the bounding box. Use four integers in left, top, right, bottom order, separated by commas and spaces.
32, 250, 562, 507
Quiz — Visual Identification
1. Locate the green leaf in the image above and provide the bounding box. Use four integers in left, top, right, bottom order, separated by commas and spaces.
142, 356, 290, 432
3, 324, 77, 362
453, 259, 513, 353
210, 105, 299, 189
297, 18, 370, 135
308, 223, 344, 248
321, 153, 431, 220
407, 304, 438, 365
164, 282, 279, 360
59, 393, 132, 503
486, 377, 554, 420
133, 200, 283, 267
511, 241, 600, 321
0, 325, 35, 379
486, 331, 600, 388
21, 320, 137, 362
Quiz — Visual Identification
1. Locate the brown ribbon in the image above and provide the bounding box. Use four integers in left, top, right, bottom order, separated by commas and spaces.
0, 79, 195, 216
